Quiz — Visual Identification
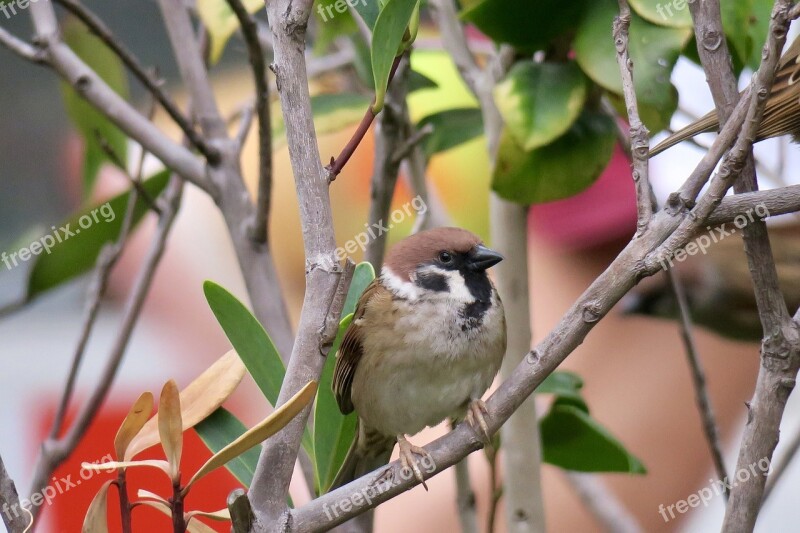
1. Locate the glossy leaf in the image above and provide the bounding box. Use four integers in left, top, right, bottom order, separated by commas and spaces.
196, 0, 264, 64
314, 262, 375, 493
541, 401, 646, 473
186, 381, 318, 490
82, 480, 113, 533
25, 170, 170, 299
536, 371, 584, 401
350, 0, 381, 30
628, 0, 692, 28
126, 350, 246, 460
417, 108, 484, 158
371, 0, 419, 111
195, 407, 260, 487
492, 111, 616, 204
574, 0, 690, 132
494, 62, 588, 151
114, 392, 154, 461
460, 0, 589, 51
158, 380, 183, 482
62, 18, 129, 196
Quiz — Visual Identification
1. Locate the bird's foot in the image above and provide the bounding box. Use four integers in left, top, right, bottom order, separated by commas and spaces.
465, 398, 491, 444
397, 435, 432, 490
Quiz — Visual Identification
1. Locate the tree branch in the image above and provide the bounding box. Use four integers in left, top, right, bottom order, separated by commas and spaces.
0, 454, 29, 533
613, 0, 653, 234
53, 0, 220, 162
564, 473, 642, 533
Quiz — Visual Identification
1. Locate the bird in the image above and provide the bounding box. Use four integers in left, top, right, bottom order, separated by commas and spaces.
649, 34, 800, 157
622, 223, 800, 341
330, 227, 507, 489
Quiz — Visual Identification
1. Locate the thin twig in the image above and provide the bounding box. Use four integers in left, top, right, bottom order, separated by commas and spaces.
0, 26, 45, 63
27, 176, 184, 521
666, 270, 729, 495
326, 55, 403, 181
613, 0, 653, 234
0, 454, 29, 533
453, 458, 478, 533
565, 473, 643, 533
762, 425, 800, 501
224, 0, 274, 244
391, 122, 433, 164
53, 0, 219, 163
94, 132, 161, 214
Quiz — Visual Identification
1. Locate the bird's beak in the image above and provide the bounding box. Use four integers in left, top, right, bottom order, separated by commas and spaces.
468, 244, 504, 271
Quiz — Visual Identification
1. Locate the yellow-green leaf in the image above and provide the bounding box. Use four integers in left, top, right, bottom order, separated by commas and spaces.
114, 392, 154, 461
185, 381, 318, 491
126, 350, 246, 460
82, 480, 113, 533
196, 0, 264, 64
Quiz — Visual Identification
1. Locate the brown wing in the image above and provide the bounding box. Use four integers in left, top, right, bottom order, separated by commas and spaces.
332, 278, 385, 414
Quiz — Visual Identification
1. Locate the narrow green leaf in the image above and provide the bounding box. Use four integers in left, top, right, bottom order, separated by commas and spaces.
370, 0, 419, 111
314, 262, 375, 494
492, 111, 616, 204
202, 282, 315, 457
408, 69, 438, 93
541, 403, 646, 473
22, 170, 169, 298
62, 18, 129, 196
350, 0, 381, 30
494, 62, 587, 151
417, 108, 484, 158
195, 408, 264, 488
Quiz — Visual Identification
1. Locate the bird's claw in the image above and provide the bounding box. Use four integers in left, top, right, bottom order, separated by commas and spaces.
465, 399, 492, 444
397, 435, 431, 491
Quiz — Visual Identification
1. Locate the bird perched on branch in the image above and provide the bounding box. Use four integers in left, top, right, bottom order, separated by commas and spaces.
331, 227, 506, 489
650, 34, 800, 157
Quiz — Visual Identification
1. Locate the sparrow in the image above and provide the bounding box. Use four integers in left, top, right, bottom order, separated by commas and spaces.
330, 227, 507, 489
622, 222, 800, 341
650, 34, 800, 157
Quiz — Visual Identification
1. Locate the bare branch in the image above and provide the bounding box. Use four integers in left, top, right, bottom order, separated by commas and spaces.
453, 457, 478, 533
27, 176, 184, 520
0, 454, 29, 533
666, 270, 728, 493
53, 0, 220, 162
223, 0, 274, 244
0, 26, 44, 63
613, 0, 653, 233
28, 0, 210, 193
763, 424, 800, 501
565, 473, 642, 533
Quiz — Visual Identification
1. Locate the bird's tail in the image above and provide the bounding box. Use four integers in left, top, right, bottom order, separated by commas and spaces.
330, 422, 395, 491
649, 110, 720, 157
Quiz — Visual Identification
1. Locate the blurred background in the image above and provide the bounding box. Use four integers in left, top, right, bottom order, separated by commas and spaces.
2, 0, 800, 531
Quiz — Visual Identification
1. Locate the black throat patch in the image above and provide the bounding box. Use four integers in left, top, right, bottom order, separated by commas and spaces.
460, 270, 493, 330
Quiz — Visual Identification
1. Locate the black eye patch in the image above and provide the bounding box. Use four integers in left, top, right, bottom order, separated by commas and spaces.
415, 271, 449, 292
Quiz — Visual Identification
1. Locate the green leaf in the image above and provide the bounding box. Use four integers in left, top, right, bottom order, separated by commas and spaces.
314, 262, 375, 494
61, 18, 129, 197
417, 108, 484, 158
460, 0, 589, 51
574, 0, 690, 132
541, 403, 646, 473
628, 0, 692, 28
494, 62, 588, 151
492, 111, 616, 204
371, 0, 419, 111
536, 371, 584, 401
23, 171, 169, 298
314, 0, 359, 55
196, 0, 264, 64
746, 0, 774, 69
203, 282, 316, 457
272, 94, 371, 150
408, 69, 438, 93
350, 0, 381, 30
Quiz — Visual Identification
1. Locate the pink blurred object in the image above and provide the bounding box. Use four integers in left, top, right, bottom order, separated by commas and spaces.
530, 145, 637, 250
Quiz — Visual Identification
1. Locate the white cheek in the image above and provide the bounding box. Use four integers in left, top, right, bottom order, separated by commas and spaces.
439, 270, 473, 302
381, 266, 422, 300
